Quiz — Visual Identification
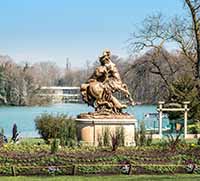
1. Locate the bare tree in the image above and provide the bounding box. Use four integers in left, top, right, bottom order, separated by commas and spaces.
31, 61, 61, 86
184, 0, 200, 79
128, 15, 186, 95
128, 0, 200, 81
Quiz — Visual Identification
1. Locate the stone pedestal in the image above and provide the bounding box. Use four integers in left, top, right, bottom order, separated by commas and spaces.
76, 118, 137, 146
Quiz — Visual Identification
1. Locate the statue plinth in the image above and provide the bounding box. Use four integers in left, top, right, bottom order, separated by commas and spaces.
76, 50, 137, 146
76, 114, 137, 146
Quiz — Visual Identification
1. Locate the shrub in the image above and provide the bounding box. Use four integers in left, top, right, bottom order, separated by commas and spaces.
0, 128, 7, 146
135, 121, 153, 147
197, 137, 200, 145
98, 127, 125, 149
139, 121, 146, 146
51, 138, 59, 154
188, 122, 200, 134
111, 133, 118, 151
111, 127, 125, 150
97, 133, 103, 147
115, 127, 125, 146
166, 133, 182, 151
102, 127, 110, 146
146, 131, 153, 146
0, 135, 3, 148
135, 130, 140, 146
59, 119, 77, 147
35, 113, 77, 146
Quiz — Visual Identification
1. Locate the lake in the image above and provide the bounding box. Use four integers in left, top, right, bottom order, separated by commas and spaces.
0, 103, 169, 137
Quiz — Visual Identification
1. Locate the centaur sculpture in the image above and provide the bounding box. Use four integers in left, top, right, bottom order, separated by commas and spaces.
79, 50, 134, 118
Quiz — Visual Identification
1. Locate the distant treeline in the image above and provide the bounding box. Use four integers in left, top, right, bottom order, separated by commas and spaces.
0, 48, 193, 106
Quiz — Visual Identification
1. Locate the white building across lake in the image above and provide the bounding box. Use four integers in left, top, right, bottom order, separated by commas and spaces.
40, 86, 137, 104
40, 86, 81, 103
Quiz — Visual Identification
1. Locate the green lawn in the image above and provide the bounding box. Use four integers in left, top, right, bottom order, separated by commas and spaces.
151, 138, 197, 144
1, 175, 200, 181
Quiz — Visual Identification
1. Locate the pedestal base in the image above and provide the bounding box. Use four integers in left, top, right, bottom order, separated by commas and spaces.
76, 118, 137, 146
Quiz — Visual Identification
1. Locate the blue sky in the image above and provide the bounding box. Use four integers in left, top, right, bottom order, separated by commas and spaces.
0, 0, 185, 68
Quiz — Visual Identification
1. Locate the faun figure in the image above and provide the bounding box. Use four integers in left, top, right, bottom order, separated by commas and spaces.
80, 50, 134, 117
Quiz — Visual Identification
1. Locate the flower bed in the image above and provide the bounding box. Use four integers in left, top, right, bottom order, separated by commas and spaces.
0, 143, 200, 176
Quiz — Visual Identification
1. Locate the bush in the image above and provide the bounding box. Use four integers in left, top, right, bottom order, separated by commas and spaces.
139, 121, 146, 146
146, 131, 153, 146
98, 127, 125, 149
111, 127, 125, 151
0, 135, 3, 148
102, 127, 110, 146
35, 113, 77, 146
51, 138, 59, 154
135, 130, 140, 146
197, 137, 200, 145
0, 128, 7, 146
116, 127, 125, 147
188, 122, 200, 134
166, 133, 182, 151
97, 133, 103, 147
135, 121, 153, 147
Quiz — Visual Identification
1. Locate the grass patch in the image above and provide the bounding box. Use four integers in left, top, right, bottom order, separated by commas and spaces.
18, 138, 44, 145
1, 174, 200, 181
152, 138, 197, 144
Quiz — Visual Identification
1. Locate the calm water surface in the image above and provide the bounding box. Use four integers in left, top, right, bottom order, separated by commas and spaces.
0, 103, 168, 137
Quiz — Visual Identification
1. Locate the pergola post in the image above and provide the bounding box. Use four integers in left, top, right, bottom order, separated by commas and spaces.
183, 101, 190, 139
158, 101, 165, 138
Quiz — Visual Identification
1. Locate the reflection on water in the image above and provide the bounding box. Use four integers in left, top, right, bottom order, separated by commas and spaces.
0, 103, 169, 137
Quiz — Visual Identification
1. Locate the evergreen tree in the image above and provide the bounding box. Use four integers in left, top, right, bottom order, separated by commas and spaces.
169, 74, 200, 122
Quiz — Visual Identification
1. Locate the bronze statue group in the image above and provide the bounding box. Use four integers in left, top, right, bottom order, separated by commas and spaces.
80, 50, 134, 115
